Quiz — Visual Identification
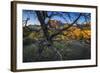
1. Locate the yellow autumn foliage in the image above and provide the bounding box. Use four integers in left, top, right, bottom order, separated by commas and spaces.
56, 27, 91, 41
25, 26, 91, 41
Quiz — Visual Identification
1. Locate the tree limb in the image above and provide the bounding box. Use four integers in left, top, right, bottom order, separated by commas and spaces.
49, 13, 82, 40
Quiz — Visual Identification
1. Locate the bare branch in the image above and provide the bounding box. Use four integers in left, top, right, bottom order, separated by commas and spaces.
49, 13, 82, 40
24, 26, 41, 32
48, 12, 68, 23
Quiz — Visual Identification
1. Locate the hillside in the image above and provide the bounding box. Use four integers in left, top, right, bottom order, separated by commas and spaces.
23, 23, 91, 62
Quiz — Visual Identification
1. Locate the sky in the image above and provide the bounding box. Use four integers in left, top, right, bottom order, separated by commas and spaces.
22, 10, 41, 25
22, 10, 91, 26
